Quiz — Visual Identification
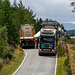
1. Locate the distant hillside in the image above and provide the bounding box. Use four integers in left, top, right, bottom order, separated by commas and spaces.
67, 30, 75, 35
62, 23, 75, 30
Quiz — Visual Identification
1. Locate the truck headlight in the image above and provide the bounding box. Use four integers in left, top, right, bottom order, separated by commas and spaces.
20, 41, 21, 43
52, 50, 54, 51
40, 49, 42, 51
52, 50, 55, 53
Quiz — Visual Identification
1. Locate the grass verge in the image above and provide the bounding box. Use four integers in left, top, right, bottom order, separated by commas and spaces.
67, 44, 75, 75
0, 46, 24, 75
57, 45, 67, 75
57, 38, 68, 75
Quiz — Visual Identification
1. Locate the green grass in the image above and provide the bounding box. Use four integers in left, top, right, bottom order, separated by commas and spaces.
0, 48, 24, 75
57, 56, 65, 75
58, 38, 61, 43
67, 44, 75, 75
72, 46, 75, 50
69, 40, 73, 44
57, 42, 67, 75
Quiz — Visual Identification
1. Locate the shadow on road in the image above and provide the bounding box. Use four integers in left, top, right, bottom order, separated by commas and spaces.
39, 54, 56, 58
21, 46, 56, 58
21, 46, 35, 49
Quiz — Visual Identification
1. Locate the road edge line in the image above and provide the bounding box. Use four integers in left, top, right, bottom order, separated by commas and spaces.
54, 53, 58, 75
12, 49, 27, 75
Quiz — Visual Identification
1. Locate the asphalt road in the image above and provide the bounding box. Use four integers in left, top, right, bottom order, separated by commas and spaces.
15, 49, 56, 75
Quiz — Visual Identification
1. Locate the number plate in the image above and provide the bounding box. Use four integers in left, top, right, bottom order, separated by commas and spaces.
43, 49, 50, 51
26, 43, 28, 45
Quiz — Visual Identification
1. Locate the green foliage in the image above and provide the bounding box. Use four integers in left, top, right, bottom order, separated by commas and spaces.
72, 54, 75, 60
67, 35, 71, 39
70, 1, 75, 13
0, 61, 3, 70
67, 38, 75, 45
72, 46, 75, 50
58, 38, 61, 42
57, 42, 66, 75
0, 0, 4, 25
0, 26, 14, 60
63, 59, 71, 75
2, 47, 13, 60
35, 18, 43, 33
0, 0, 37, 61
60, 24, 66, 32
0, 26, 8, 56
0, 48, 24, 75
70, 32, 74, 36
68, 39, 73, 44
58, 45, 66, 57
0, 0, 36, 44
63, 59, 69, 66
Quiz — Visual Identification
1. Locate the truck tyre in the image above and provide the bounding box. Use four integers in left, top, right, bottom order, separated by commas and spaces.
53, 53, 56, 56
39, 53, 41, 56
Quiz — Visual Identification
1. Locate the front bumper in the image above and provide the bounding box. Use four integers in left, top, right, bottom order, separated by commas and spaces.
20, 43, 35, 47
39, 49, 55, 54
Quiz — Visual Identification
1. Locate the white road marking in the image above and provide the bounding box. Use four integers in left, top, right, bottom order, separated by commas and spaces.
12, 49, 27, 75
54, 53, 58, 75
12, 49, 57, 75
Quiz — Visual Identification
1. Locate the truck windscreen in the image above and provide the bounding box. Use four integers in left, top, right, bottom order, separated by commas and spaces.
40, 36, 54, 43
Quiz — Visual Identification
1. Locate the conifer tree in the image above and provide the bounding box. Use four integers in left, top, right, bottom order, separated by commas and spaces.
18, 0, 25, 25
35, 18, 43, 33
3, 0, 19, 44
0, 26, 8, 56
0, 0, 4, 26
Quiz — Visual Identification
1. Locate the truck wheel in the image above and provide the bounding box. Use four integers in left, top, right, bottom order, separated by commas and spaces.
53, 53, 56, 56
39, 53, 41, 56
53, 52, 57, 56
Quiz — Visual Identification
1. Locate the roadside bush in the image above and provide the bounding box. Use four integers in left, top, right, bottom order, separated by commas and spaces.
2, 47, 13, 60
62, 38, 65, 41
58, 45, 66, 56
3, 58, 10, 64
58, 38, 61, 42
10, 47, 15, 53
2, 51, 13, 60
72, 54, 75, 59
0, 61, 3, 70
7, 52, 13, 60
63, 59, 69, 66
63, 59, 72, 75
67, 35, 70, 39
72, 46, 75, 50
68, 39, 73, 44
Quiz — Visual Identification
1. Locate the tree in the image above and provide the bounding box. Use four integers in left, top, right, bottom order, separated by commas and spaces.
0, 0, 36, 45
3, 0, 13, 43
0, 0, 5, 26
18, 0, 25, 25
23, 7, 36, 24
60, 24, 66, 32
35, 18, 43, 33
70, 32, 74, 36
61, 24, 64, 30
13, 0, 17, 7
0, 26, 8, 57
70, 1, 75, 13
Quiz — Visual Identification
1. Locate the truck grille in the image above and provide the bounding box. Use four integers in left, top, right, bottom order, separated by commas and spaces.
40, 43, 54, 50
44, 44, 49, 48
43, 49, 51, 52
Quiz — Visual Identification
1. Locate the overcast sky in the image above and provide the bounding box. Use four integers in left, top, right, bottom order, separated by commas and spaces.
10, 0, 75, 30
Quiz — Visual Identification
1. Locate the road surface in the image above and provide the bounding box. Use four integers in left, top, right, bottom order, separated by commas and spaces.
15, 49, 56, 75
